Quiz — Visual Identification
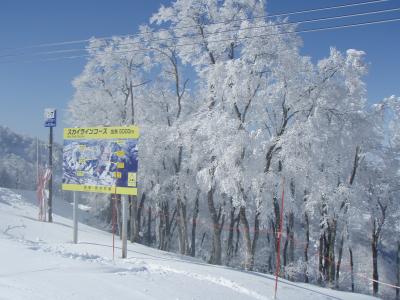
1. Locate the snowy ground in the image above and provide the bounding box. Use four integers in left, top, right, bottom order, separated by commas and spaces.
0, 188, 378, 300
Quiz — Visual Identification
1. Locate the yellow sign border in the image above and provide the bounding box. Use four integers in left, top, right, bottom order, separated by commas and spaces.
64, 126, 139, 140
62, 184, 137, 196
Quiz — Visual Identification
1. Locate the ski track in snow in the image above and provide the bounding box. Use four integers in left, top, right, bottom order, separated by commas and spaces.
144, 264, 269, 300
1, 232, 110, 265
2, 227, 268, 300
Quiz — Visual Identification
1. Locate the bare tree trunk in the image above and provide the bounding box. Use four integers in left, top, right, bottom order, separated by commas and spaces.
142, 212, 146, 236
226, 205, 236, 265
207, 187, 224, 265
108, 195, 113, 225
272, 194, 280, 273
267, 236, 272, 273
251, 210, 260, 269
318, 234, 324, 285
288, 180, 295, 279
335, 233, 344, 288
200, 232, 207, 247
329, 220, 337, 287
239, 206, 253, 270
372, 222, 379, 296
158, 202, 174, 251
270, 219, 277, 273
146, 206, 152, 245
396, 241, 399, 300
210, 228, 222, 265
304, 212, 310, 283
166, 205, 177, 251
162, 203, 170, 250
283, 212, 294, 280
349, 246, 354, 292
288, 212, 295, 267
283, 222, 289, 277
116, 195, 122, 238
190, 194, 199, 257
324, 232, 329, 283
137, 193, 146, 241
176, 196, 188, 255
266, 230, 272, 273
158, 205, 165, 250
320, 218, 337, 287
182, 200, 188, 254
130, 195, 139, 242
234, 216, 240, 256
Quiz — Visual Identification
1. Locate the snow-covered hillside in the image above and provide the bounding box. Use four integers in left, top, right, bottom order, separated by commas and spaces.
0, 126, 62, 191
0, 188, 378, 300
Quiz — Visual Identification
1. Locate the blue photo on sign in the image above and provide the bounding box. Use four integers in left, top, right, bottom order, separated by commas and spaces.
63, 139, 138, 189
44, 108, 57, 127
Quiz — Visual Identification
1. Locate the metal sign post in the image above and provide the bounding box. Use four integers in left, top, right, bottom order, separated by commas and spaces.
44, 108, 56, 223
62, 126, 139, 259
73, 192, 78, 244
121, 195, 128, 258
48, 126, 53, 222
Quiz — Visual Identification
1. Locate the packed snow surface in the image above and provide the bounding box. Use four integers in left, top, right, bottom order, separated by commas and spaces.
0, 188, 378, 300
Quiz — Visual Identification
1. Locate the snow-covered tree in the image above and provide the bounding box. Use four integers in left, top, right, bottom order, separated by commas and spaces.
66, 1, 399, 298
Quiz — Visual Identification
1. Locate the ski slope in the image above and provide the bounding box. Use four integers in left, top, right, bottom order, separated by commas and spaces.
0, 188, 378, 300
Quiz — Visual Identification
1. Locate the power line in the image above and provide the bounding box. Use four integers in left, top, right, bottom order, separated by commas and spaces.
2, 6, 399, 60
1, 16, 399, 65
0, 0, 391, 53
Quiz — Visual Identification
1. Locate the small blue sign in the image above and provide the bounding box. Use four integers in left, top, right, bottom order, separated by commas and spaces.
44, 108, 56, 127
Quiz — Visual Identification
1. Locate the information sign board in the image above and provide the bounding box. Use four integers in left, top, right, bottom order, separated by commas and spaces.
62, 126, 139, 195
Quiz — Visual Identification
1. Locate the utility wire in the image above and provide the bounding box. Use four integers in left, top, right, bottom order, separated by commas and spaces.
1, 6, 399, 60
0, 0, 391, 53
1, 16, 399, 65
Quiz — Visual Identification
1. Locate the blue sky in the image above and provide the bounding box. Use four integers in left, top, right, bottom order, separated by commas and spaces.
0, 0, 399, 142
